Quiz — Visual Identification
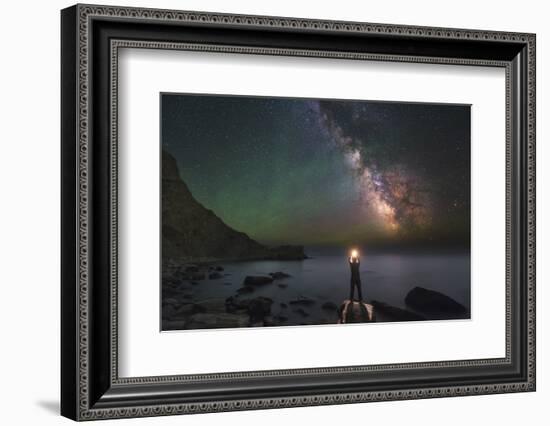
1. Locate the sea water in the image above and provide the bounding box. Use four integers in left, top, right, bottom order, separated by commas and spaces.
187, 249, 471, 326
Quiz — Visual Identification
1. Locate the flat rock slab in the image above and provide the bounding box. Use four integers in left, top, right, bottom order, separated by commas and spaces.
338, 300, 375, 324
244, 275, 274, 285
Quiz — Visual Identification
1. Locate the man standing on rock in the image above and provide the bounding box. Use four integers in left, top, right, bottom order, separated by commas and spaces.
349, 249, 363, 302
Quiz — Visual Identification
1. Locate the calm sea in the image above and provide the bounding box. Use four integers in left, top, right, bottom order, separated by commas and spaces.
189, 249, 471, 326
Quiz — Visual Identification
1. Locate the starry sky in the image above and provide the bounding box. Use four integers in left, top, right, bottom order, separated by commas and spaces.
161, 94, 470, 249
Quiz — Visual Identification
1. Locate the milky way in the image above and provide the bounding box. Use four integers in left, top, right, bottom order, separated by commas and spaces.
162, 94, 470, 249
316, 101, 433, 233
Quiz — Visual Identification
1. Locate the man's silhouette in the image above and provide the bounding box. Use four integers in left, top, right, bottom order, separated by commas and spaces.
349, 250, 363, 301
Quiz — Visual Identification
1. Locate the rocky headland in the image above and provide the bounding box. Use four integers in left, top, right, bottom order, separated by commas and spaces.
162, 149, 306, 263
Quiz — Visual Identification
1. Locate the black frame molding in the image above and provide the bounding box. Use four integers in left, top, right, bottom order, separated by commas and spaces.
61, 4, 536, 421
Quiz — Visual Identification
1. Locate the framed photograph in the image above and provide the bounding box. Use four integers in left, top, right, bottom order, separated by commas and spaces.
160, 93, 472, 330
61, 4, 536, 421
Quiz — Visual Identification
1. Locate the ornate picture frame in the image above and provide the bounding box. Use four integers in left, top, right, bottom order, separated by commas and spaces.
61, 4, 535, 421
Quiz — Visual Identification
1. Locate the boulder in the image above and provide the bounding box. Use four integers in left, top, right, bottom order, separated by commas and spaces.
338, 300, 375, 323
294, 308, 310, 317
289, 297, 316, 307
247, 297, 274, 323
321, 301, 338, 311
236, 285, 255, 295
243, 275, 274, 286
275, 315, 288, 323
208, 272, 222, 279
269, 272, 292, 279
188, 272, 206, 281
263, 316, 276, 326
405, 287, 467, 316
227, 296, 273, 323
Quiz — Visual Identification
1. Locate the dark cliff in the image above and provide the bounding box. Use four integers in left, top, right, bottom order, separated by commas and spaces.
162, 150, 306, 262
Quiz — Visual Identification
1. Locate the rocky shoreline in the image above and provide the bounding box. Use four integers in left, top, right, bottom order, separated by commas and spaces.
162, 262, 469, 331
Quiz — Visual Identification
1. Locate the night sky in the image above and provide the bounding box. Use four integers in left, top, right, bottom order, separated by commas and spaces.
161, 94, 470, 249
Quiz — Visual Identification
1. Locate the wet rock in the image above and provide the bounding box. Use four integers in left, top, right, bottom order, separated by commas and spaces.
223, 282, 232, 286
236, 285, 255, 295
184, 265, 200, 273
162, 287, 181, 298
275, 315, 288, 322
193, 298, 227, 313
215, 266, 224, 271
173, 304, 195, 317
188, 272, 206, 281
163, 276, 179, 286
177, 282, 193, 290
269, 272, 292, 279
248, 297, 274, 322
321, 301, 338, 311
371, 300, 424, 322
294, 308, 310, 317
163, 303, 196, 320
164, 298, 179, 306
162, 304, 178, 319
186, 313, 249, 329
289, 297, 316, 307
280, 303, 288, 309
263, 316, 276, 326
277, 283, 288, 289
405, 287, 467, 316
224, 297, 245, 314
162, 319, 187, 330
226, 296, 273, 323
243, 275, 274, 286
209, 272, 222, 279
